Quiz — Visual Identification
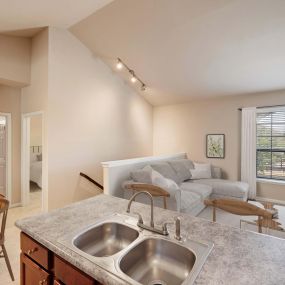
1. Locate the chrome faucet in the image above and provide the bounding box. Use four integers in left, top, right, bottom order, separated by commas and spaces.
126, 191, 167, 235
127, 191, 183, 238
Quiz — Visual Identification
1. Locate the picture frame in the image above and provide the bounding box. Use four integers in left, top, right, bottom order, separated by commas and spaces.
206, 134, 225, 159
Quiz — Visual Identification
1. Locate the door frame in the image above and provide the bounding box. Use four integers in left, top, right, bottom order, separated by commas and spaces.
0, 112, 12, 202
21, 111, 46, 211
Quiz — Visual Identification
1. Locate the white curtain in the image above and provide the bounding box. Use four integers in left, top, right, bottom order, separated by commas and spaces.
241, 107, 257, 199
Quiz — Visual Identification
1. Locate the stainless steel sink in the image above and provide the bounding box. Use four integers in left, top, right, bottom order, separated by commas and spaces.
59, 214, 213, 285
119, 238, 196, 285
73, 222, 139, 257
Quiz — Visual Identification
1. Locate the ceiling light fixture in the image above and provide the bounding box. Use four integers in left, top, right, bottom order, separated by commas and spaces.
116, 58, 123, 69
116, 58, 146, 91
129, 70, 137, 83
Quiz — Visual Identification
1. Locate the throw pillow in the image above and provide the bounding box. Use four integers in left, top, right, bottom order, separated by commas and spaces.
211, 166, 222, 179
150, 162, 180, 184
190, 163, 212, 179
130, 170, 151, 184
168, 159, 194, 182
130, 165, 152, 184
151, 169, 179, 196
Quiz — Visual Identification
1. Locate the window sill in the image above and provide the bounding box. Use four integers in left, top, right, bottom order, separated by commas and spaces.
256, 178, 285, 186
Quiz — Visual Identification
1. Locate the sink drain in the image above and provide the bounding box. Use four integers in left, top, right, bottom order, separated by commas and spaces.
148, 280, 167, 285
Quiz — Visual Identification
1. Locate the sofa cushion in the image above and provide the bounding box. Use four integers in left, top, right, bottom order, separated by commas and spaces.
150, 162, 181, 184
130, 170, 152, 184
192, 179, 249, 200
190, 163, 212, 179
180, 191, 201, 212
151, 169, 179, 196
167, 159, 193, 182
180, 182, 212, 201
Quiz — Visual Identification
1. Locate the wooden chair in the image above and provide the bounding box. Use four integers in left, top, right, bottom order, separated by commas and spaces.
204, 199, 273, 233
125, 183, 170, 209
0, 195, 15, 281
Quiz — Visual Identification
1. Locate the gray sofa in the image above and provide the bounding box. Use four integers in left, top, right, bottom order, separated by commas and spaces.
122, 158, 249, 216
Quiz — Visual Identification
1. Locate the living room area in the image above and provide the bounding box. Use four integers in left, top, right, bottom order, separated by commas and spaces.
1, 1, 285, 284
102, 89, 285, 239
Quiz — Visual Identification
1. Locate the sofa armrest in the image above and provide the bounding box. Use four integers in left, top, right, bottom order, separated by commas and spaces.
212, 167, 222, 179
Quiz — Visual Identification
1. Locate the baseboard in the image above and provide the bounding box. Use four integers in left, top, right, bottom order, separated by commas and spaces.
10, 202, 22, 208
255, 196, 285, 206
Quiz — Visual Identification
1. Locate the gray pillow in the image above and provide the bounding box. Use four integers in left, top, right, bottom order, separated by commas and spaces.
150, 162, 180, 184
130, 170, 152, 184
168, 160, 192, 182
181, 159, 194, 170
211, 166, 222, 179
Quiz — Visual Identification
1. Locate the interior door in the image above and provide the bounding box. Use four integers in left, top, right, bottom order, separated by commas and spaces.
0, 118, 7, 196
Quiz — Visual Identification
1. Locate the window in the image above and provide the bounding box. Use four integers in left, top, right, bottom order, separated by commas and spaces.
256, 110, 285, 181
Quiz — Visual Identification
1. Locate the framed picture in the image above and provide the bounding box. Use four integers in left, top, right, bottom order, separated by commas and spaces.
206, 134, 225, 159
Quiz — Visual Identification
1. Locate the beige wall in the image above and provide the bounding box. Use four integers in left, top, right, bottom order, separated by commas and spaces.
47, 28, 153, 209
153, 90, 285, 201
30, 116, 42, 146
0, 34, 31, 87
0, 85, 21, 204
22, 29, 48, 113
21, 28, 49, 211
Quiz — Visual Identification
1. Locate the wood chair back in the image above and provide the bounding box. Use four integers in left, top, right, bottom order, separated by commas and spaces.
0, 195, 9, 245
204, 199, 273, 233
0, 194, 14, 281
125, 183, 170, 209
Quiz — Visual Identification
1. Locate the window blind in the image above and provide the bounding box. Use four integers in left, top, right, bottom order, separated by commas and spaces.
256, 110, 285, 180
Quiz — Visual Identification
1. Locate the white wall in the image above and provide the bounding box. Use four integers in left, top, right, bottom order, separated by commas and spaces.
153, 90, 285, 201
47, 27, 153, 209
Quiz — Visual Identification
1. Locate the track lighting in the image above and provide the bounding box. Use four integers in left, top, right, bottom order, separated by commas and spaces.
116, 58, 123, 70
129, 70, 137, 83
116, 58, 146, 91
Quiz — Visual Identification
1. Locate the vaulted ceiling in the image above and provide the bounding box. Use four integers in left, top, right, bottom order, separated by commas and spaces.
1, 0, 284, 106
71, 0, 285, 106
0, 0, 113, 33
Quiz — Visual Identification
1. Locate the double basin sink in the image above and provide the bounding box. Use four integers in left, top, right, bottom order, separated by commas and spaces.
61, 214, 213, 285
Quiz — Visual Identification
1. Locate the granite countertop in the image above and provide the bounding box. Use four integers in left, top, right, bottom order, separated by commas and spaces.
16, 194, 285, 285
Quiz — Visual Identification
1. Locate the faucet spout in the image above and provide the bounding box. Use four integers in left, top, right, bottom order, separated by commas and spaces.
127, 191, 154, 227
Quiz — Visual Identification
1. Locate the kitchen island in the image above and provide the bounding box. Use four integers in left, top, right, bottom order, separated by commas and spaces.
16, 194, 285, 285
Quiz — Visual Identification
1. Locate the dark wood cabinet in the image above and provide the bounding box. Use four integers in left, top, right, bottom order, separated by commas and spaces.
20, 232, 103, 285
20, 253, 50, 285
54, 256, 94, 285
21, 232, 51, 270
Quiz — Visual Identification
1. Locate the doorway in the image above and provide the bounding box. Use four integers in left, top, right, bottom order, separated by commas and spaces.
22, 112, 45, 211
0, 113, 11, 201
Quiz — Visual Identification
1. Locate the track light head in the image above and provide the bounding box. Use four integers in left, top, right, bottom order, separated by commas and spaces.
116, 58, 123, 70
130, 70, 137, 83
